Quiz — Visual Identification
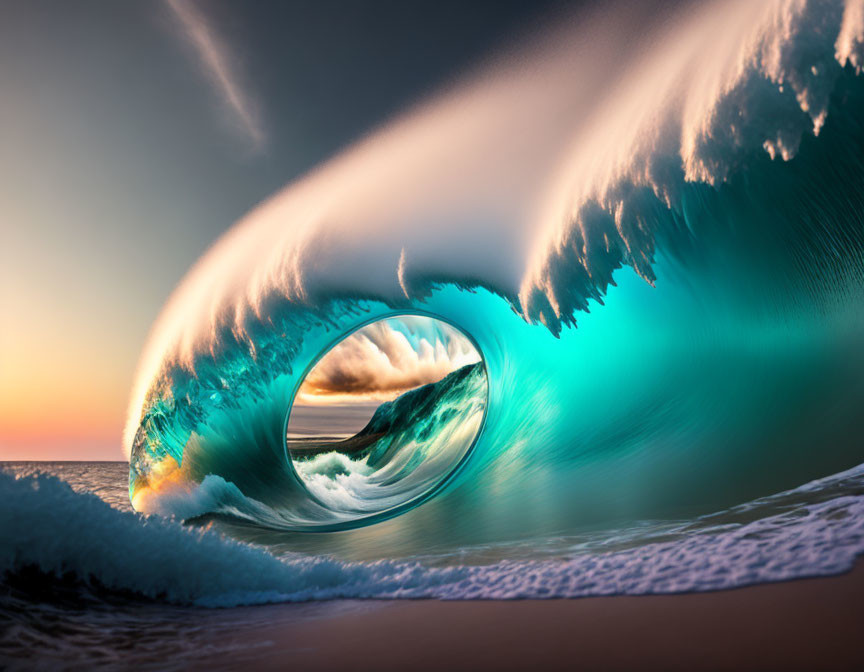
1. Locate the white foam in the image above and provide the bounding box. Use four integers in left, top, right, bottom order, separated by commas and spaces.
3, 465, 863, 607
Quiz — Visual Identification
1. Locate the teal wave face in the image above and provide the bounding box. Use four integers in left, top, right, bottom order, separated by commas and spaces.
130, 64, 864, 559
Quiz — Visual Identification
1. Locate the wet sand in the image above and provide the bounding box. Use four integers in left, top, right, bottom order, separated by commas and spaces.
193, 561, 864, 671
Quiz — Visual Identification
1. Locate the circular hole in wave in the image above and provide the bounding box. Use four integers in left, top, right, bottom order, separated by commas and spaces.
284, 314, 488, 527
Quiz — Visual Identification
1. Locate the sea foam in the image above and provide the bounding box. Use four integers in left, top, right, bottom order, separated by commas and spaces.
3, 465, 863, 607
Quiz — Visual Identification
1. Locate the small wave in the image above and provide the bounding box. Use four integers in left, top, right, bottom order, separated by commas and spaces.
0, 469, 403, 607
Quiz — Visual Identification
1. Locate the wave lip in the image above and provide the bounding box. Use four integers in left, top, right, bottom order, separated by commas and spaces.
521, 0, 864, 332
121, 0, 864, 414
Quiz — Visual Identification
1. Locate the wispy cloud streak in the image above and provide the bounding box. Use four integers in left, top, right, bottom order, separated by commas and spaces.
165, 0, 264, 151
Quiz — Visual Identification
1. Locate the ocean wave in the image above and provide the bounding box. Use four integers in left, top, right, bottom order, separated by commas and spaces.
123, 0, 864, 543
3, 464, 863, 608
124, 0, 864, 400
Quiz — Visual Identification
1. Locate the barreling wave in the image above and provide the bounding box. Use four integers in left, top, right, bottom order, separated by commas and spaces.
125, 0, 864, 559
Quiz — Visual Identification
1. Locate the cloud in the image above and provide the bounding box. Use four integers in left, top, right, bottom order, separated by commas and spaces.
296, 318, 481, 404
165, 0, 264, 151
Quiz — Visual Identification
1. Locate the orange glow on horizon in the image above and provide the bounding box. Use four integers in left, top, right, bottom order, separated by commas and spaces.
0, 323, 130, 460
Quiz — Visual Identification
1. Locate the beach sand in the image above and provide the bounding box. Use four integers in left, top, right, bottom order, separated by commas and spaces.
191, 561, 864, 671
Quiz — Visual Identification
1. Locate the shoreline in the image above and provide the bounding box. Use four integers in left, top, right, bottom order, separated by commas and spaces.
193, 560, 864, 671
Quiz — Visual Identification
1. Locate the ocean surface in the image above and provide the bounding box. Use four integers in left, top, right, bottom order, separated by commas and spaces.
2, 460, 863, 669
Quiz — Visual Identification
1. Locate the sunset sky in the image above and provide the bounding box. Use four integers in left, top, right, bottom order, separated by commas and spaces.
0, 0, 560, 460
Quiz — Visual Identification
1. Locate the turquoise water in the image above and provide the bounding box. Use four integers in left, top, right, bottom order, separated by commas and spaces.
127, 69, 864, 560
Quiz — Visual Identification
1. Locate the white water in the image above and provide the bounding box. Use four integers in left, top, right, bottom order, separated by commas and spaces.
3, 462, 863, 607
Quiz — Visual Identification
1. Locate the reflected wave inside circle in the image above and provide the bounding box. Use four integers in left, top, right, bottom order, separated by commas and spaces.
284, 314, 488, 526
